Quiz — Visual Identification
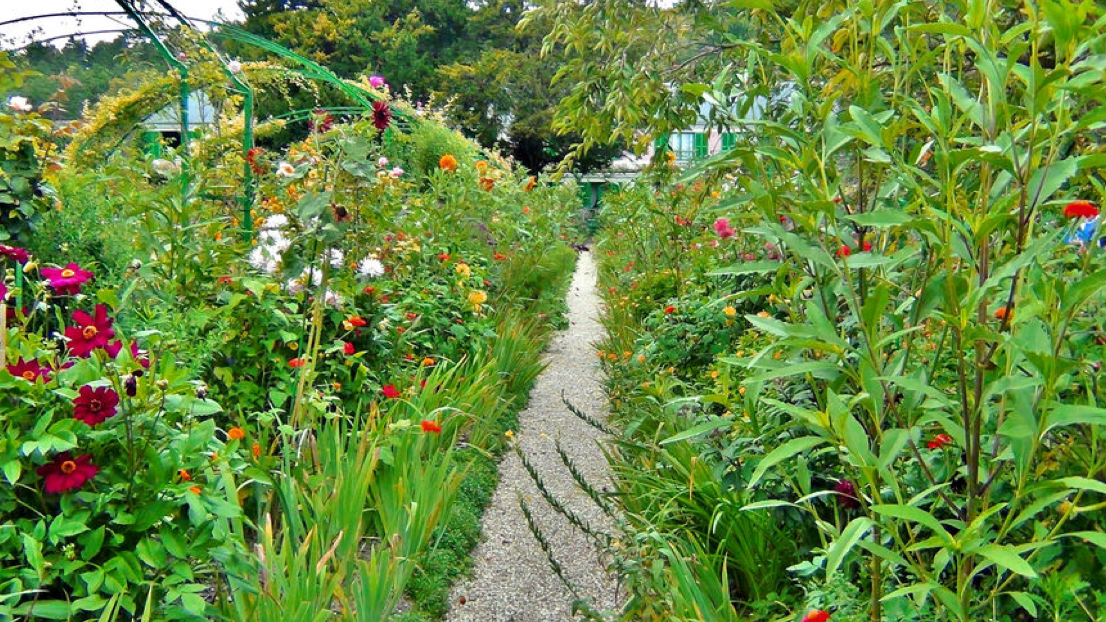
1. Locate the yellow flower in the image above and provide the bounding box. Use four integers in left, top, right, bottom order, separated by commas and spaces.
475, 160, 489, 174
709, 370, 719, 379
723, 305, 737, 317
455, 262, 472, 278
757, 311, 770, 318
738, 386, 746, 395
421, 357, 435, 367
468, 290, 488, 306
505, 430, 514, 439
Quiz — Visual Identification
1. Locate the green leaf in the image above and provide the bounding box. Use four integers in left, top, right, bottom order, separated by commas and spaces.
1008, 591, 1038, 617
870, 504, 953, 543
826, 517, 873, 576
976, 544, 1037, 578
1056, 476, 1106, 495
707, 260, 783, 276
748, 437, 827, 488
659, 418, 732, 445
1042, 403, 1106, 436
1026, 157, 1079, 208
845, 209, 914, 228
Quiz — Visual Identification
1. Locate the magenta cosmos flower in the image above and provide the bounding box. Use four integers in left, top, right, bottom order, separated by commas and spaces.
104, 340, 151, 368
41, 262, 93, 295
369, 75, 387, 89
65, 304, 115, 357
37, 452, 98, 494
7, 358, 50, 383
0, 244, 29, 263
372, 100, 393, 131
73, 385, 120, 426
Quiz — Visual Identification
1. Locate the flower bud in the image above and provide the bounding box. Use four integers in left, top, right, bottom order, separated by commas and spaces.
156, 379, 169, 391
123, 374, 137, 397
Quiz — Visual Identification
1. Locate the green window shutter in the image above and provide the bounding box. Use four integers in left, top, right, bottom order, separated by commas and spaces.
722, 132, 736, 151
693, 132, 708, 159
654, 133, 671, 154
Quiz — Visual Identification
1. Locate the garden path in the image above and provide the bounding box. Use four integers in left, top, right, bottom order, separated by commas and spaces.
445, 250, 619, 622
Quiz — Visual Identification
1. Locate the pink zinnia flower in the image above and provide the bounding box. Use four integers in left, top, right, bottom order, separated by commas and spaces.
37, 452, 98, 494
369, 75, 387, 89
73, 385, 120, 426
65, 305, 115, 358
42, 262, 94, 295
713, 218, 735, 239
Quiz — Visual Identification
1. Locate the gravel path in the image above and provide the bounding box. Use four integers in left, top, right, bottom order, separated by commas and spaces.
445, 250, 618, 622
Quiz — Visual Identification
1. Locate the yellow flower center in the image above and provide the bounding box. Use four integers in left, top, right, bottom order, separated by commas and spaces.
61, 460, 77, 474
61, 269, 76, 278
82, 326, 98, 339
22, 371, 36, 380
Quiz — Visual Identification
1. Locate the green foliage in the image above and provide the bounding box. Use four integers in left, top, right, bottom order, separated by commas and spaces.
575, 1, 1106, 620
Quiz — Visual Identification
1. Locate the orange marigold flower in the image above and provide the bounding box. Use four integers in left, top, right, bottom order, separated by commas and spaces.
178, 469, 192, 481
994, 306, 1012, 321
524, 176, 536, 192
189, 485, 202, 495
421, 357, 435, 367
348, 315, 367, 327
252, 443, 261, 458
228, 427, 246, 440
439, 154, 458, 171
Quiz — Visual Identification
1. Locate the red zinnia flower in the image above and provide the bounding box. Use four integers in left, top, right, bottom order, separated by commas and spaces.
72, 385, 120, 426
494, 253, 506, 261
406, 312, 418, 321
713, 217, 736, 239
7, 358, 50, 383
371, 100, 393, 131
0, 244, 29, 263
438, 253, 451, 261
217, 276, 234, 285
65, 305, 115, 358
1064, 200, 1098, 219
37, 452, 98, 494
859, 241, 872, 252
836, 245, 852, 257
382, 384, 401, 399
42, 262, 94, 295
343, 342, 356, 355
664, 306, 676, 314
803, 611, 831, 622
289, 358, 306, 368
421, 420, 442, 434
348, 315, 367, 327
927, 434, 953, 450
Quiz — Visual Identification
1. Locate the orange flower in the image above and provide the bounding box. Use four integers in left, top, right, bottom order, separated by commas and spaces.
421, 419, 442, 434
479, 177, 495, 191
252, 443, 261, 458
189, 485, 202, 495
228, 427, 246, 440
995, 306, 1012, 321
421, 357, 435, 367
178, 469, 192, 481
524, 176, 536, 192
474, 160, 489, 174
439, 154, 458, 171
289, 358, 306, 368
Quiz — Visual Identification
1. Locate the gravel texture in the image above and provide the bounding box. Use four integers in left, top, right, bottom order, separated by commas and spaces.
445, 250, 618, 622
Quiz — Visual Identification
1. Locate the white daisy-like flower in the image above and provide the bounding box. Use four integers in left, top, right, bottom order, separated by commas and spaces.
286, 267, 323, 293
276, 161, 295, 177
248, 246, 279, 274
377, 156, 389, 167
227, 60, 242, 74
324, 290, 341, 307
263, 213, 289, 230
7, 96, 31, 112
358, 257, 385, 278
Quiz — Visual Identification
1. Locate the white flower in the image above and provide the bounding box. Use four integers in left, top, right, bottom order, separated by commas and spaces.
377, 156, 389, 167
228, 60, 242, 74
390, 167, 404, 178
324, 248, 345, 269
276, 161, 295, 177
358, 257, 385, 278
286, 267, 323, 293
248, 246, 279, 274
263, 213, 289, 230
7, 96, 31, 112
324, 289, 341, 307
151, 158, 178, 177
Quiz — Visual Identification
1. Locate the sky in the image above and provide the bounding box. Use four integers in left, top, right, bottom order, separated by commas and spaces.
1, 0, 244, 49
